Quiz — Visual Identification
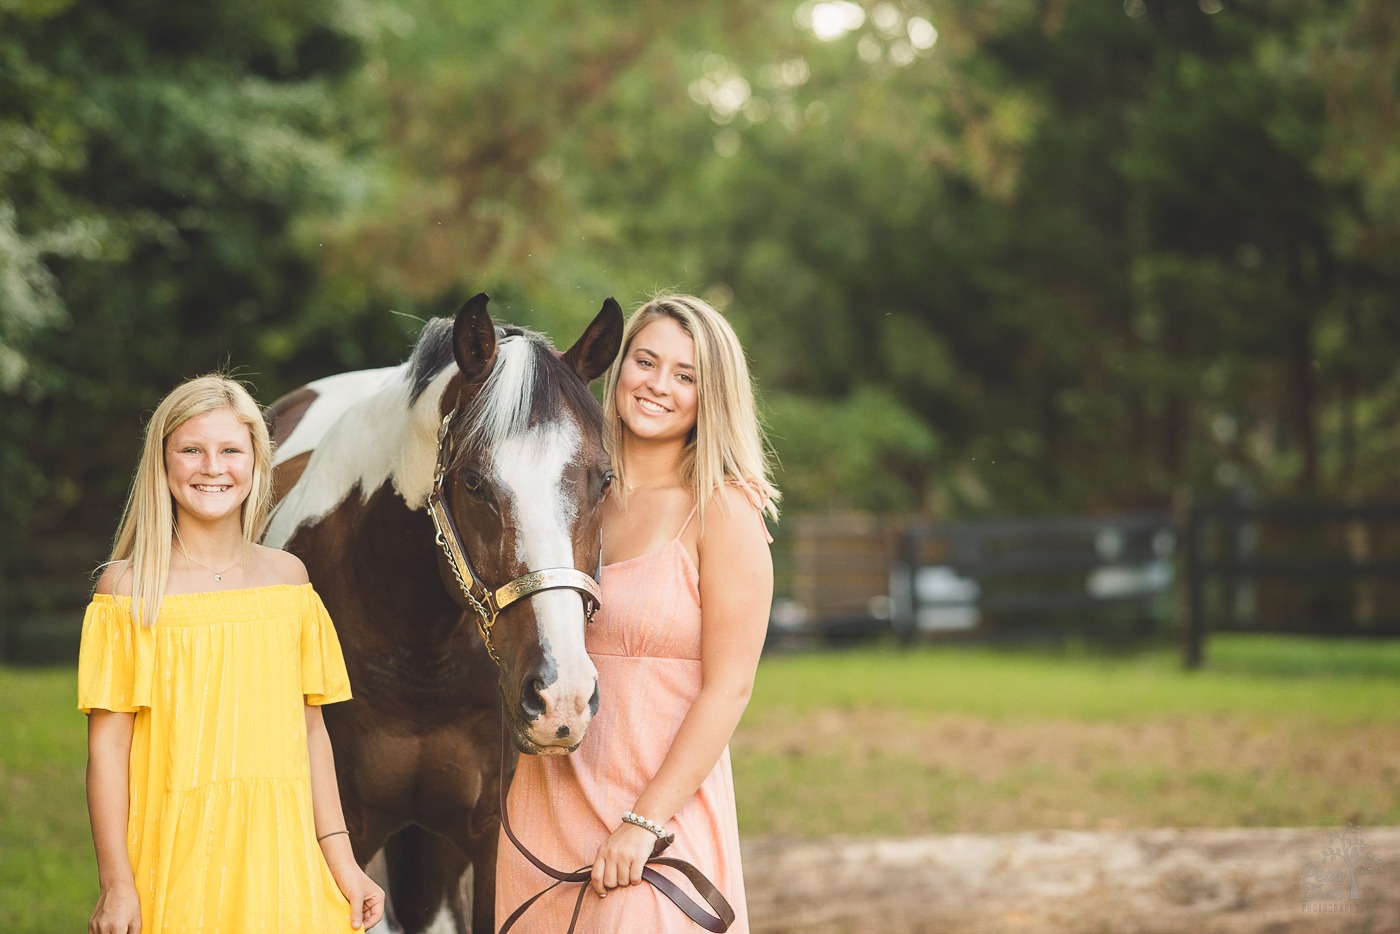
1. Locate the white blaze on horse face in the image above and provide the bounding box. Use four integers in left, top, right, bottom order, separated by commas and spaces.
492, 418, 599, 750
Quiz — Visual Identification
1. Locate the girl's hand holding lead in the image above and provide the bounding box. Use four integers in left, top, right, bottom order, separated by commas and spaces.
590, 820, 661, 897
89, 881, 141, 934
326, 858, 385, 931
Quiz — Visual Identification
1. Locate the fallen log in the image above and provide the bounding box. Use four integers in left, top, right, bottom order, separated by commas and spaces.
743, 827, 1400, 934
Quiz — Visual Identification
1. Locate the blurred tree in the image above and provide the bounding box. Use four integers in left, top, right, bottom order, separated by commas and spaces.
550, 0, 1400, 511
10, 0, 1400, 616
0, 0, 383, 587
1301, 0, 1400, 495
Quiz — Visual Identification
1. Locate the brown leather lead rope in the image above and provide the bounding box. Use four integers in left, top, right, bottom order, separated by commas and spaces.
496, 717, 736, 934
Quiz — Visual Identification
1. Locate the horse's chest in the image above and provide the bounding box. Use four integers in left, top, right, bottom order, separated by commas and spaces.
337, 716, 494, 813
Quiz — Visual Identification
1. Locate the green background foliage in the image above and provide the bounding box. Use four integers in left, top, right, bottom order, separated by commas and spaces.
5, 0, 1400, 584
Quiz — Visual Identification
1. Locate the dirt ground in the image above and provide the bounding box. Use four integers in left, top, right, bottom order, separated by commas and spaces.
742, 826, 1400, 934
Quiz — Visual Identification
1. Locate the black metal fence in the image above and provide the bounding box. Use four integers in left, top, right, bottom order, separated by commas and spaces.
1178, 496, 1400, 667
1, 532, 107, 665
777, 498, 1400, 665
11, 500, 1400, 665
890, 513, 1176, 645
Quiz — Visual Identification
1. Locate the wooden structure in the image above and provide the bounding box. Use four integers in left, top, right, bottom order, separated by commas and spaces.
1178, 495, 1400, 667
775, 514, 897, 644
890, 513, 1176, 644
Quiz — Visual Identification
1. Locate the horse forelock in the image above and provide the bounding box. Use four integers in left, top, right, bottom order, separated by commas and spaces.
451, 330, 604, 468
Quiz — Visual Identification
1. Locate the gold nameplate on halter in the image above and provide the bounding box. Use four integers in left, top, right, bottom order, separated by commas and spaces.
495, 569, 602, 613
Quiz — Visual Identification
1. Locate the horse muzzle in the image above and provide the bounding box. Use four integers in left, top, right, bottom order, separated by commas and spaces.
512, 661, 598, 755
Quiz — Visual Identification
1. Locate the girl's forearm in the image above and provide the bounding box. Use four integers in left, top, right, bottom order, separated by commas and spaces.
87, 711, 136, 889
304, 705, 357, 868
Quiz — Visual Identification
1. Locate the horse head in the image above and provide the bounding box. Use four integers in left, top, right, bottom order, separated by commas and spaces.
435, 293, 622, 754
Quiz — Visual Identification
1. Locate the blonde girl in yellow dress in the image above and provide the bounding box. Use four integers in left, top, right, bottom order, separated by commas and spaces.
79, 375, 385, 934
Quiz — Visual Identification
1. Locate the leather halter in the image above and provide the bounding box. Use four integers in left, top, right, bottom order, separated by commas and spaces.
426, 414, 602, 664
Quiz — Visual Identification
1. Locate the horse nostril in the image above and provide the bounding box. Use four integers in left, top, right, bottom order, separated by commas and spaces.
588, 681, 600, 716
521, 678, 547, 719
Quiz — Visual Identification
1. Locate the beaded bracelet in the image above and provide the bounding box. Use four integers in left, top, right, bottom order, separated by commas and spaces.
621, 810, 667, 839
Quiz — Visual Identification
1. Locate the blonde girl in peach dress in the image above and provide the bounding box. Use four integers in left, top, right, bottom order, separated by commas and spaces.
79, 375, 384, 934
497, 295, 779, 932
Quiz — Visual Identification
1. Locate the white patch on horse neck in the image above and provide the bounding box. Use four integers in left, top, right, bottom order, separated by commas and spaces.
263, 365, 454, 549
492, 418, 591, 672
362, 902, 451, 934
423, 902, 457, 934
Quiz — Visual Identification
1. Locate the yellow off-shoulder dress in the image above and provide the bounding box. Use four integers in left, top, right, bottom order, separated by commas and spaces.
77, 584, 360, 934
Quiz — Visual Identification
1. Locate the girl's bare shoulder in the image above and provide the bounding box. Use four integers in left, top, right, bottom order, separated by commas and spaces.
94, 560, 133, 596
247, 545, 310, 587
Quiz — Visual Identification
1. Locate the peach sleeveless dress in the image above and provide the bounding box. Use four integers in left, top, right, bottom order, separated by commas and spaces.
496, 504, 754, 933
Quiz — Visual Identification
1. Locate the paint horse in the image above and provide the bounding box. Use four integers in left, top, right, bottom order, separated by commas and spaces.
263, 294, 623, 933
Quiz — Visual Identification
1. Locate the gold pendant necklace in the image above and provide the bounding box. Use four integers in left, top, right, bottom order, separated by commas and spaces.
173, 531, 243, 582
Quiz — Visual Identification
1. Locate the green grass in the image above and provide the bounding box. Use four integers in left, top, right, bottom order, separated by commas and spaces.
0, 667, 91, 933
733, 635, 1400, 838
5, 634, 1400, 932
748, 635, 1400, 723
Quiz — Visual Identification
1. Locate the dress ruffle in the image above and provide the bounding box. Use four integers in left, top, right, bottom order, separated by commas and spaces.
78, 599, 154, 713
302, 587, 353, 706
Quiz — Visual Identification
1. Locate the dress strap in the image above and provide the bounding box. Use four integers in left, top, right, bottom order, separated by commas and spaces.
732, 479, 775, 544
675, 502, 700, 539
680, 481, 775, 543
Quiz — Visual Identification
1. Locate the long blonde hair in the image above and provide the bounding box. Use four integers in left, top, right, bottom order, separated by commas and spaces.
602, 294, 780, 528
106, 375, 274, 626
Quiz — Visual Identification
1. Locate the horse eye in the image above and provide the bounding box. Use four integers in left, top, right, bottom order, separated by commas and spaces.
462, 469, 486, 495
600, 471, 615, 496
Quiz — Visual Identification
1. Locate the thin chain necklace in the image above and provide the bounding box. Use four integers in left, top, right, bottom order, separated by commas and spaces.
626, 472, 679, 492
173, 529, 244, 582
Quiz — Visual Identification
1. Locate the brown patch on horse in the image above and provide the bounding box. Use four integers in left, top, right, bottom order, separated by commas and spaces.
266, 385, 320, 446
438, 372, 465, 419
273, 451, 312, 500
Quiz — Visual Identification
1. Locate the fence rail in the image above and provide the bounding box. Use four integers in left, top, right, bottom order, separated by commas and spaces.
890, 512, 1175, 644
1, 533, 107, 665
779, 497, 1400, 664
11, 499, 1400, 665
1178, 494, 1400, 667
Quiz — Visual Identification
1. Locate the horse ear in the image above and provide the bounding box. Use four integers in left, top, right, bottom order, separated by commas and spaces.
453, 292, 497, 383
563, 297, 624, 383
